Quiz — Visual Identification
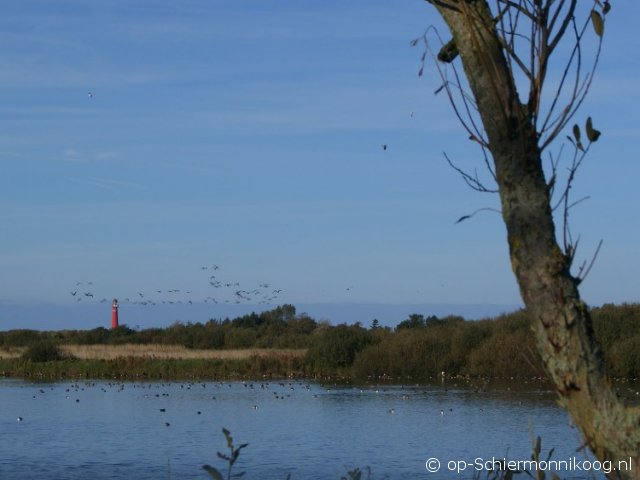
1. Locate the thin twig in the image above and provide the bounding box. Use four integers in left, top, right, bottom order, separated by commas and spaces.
576, 239, 603, 283
444, 152, 499, 193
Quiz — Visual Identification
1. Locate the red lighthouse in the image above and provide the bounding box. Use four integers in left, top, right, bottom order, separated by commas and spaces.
111, 299, 119, 329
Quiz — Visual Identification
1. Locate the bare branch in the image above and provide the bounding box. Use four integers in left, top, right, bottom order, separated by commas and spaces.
444, 152, 498, 193
547, 0, 577, 53
454, 206, 501, 224
480, 144, 498, 183
575, 239, 603, 284
540, 11, 603, 149
496, 0, 537, 22
417, 27, 489, 147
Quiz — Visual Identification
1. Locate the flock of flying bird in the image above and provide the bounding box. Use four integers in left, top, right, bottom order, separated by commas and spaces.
76, 90, 384, 310
68, 264, 285, 308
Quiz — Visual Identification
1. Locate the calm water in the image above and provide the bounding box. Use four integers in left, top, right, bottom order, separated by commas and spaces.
0, 378, 604, 479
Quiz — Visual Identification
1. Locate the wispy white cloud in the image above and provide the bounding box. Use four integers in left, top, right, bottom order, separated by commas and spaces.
60, 147, 118, 163
0, 56, 171, 89
109, 5, 424, 42
66, 176, 146, 191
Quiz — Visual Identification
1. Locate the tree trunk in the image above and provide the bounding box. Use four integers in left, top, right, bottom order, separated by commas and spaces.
430, 2, 640, 478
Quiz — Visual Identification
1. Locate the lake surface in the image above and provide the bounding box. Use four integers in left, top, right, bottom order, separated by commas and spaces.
0, 378, 609, 479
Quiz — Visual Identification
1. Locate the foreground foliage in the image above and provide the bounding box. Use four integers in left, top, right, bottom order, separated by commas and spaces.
202, 428, 563, 480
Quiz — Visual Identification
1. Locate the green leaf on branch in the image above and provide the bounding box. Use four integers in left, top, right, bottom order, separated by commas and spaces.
586, 117, 601, 142
223, 428, 233, 448
202, 465, 224, 480
590, 10, 604, 37
594, 0, 611, 14
572, 124, 581, 143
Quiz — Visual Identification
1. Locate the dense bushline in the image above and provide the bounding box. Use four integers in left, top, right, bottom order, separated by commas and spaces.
1, 304, 315, 350
21, 341, 73, 362
2, 303, 640, 380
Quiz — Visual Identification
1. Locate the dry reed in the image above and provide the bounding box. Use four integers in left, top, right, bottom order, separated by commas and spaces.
60, 344, 307, 361
0, 347, 24, 359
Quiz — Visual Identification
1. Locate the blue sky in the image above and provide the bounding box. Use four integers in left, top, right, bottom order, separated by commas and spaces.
1, 1, 639, 330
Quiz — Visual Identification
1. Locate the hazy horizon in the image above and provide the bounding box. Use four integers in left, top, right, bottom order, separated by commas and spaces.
0, 299, 525, 331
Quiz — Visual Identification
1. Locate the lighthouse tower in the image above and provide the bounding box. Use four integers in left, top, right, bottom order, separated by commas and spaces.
111, 299, 119, 329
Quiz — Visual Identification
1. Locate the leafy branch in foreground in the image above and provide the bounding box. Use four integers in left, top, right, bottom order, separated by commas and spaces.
472, 435, 562, 480
201, 428, 374, 480
341, 467, 372, 480
201, 428, 571, 479
203, 428, 250, 480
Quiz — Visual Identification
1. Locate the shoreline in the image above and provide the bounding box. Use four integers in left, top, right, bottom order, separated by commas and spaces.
2, 358, 639, 406
0, 345, 308, 381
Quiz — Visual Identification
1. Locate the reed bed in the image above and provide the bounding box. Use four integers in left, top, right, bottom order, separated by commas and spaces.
60, 344, 307, 361
0, 347, 23, 359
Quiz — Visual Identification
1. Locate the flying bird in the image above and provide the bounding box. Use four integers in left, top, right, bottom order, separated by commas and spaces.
382, 144, 388, 151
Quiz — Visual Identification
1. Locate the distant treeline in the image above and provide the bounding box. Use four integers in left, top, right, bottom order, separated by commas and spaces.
1, 303, 639, 380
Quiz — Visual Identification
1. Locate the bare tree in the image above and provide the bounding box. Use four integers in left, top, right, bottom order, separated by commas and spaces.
419, 1, 640, 477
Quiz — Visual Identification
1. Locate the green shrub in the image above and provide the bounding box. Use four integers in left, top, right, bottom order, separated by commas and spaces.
306, 324, 373, 371
21, 341, 72, 362
1, 329, 42, 347
352, 329, 453, 381
465, 331, 539, 377
224, 328, 257, 349
606, 336, 640, 378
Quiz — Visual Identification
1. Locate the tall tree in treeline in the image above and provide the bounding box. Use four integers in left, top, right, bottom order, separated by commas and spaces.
420, 1, 639, 477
